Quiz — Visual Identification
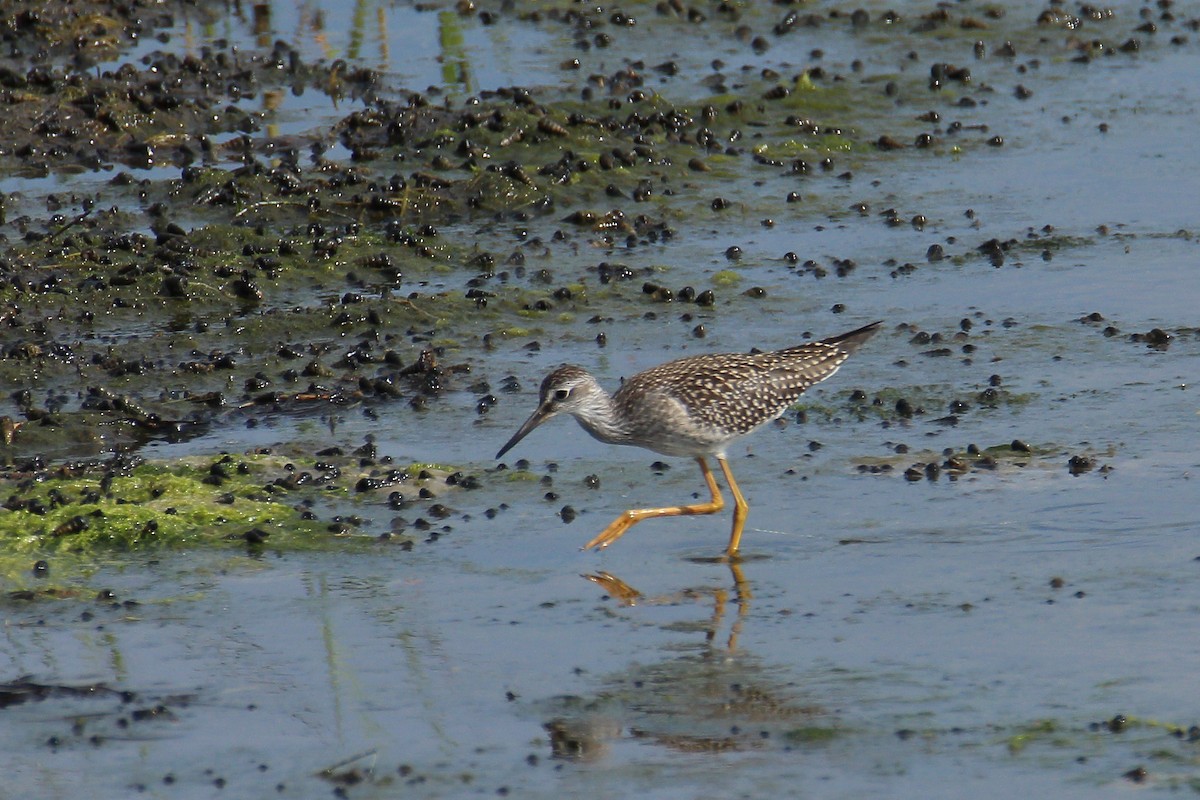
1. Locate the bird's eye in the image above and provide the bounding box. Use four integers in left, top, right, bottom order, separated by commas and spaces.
553, 389, 570, 401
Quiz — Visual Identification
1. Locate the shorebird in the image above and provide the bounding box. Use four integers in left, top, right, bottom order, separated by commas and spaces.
496, 321, 881, 557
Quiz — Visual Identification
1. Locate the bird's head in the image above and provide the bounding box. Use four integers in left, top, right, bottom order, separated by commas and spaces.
495, 365, 600, 459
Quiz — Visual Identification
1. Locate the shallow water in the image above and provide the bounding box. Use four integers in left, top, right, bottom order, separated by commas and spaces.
4, 0, 1200, 797
5, 460, 1197, 798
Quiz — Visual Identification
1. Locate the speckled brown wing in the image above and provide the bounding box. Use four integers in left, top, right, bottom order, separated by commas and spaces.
613, 344, 848, 441
673, 347, 848, 435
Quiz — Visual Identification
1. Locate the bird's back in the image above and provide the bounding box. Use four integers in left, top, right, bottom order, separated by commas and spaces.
609, 335, 862, 457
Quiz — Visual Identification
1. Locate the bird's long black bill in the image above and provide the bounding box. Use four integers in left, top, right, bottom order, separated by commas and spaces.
496, 405, 552, 460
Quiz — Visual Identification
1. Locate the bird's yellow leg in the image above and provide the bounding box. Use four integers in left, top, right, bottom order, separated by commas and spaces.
716, 456, 750, 558
583, 457, 724, 551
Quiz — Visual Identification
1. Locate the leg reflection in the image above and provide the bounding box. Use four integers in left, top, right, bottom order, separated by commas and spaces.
583, 559, 750, 652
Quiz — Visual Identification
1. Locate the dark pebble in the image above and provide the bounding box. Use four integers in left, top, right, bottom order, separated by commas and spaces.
1068, 455, 1095, 475
1123, 767, 1147, 783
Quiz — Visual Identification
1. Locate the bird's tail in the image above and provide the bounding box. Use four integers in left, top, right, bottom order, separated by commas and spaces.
821, 321, 883, 354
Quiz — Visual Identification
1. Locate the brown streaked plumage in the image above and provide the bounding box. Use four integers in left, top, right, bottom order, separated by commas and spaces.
496, 321, 882, 558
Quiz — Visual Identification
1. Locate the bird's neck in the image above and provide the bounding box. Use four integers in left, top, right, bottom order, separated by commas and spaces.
572, 392, 631, 445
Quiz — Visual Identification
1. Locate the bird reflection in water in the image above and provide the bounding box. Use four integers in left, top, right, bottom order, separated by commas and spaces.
544, 560, 767, 760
